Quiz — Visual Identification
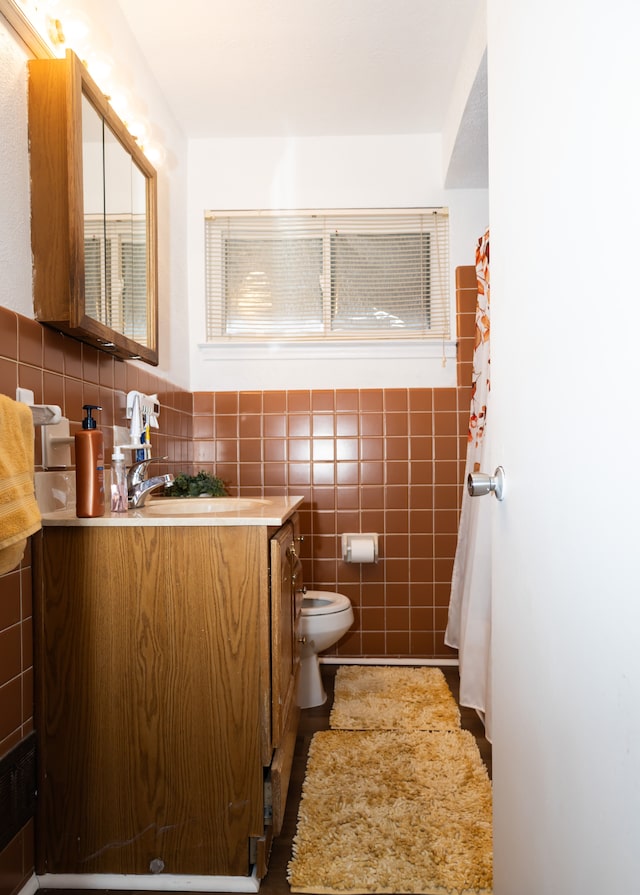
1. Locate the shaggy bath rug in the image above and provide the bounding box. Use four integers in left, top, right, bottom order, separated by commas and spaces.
288, 728, 492, 894
329, 665, 461, 732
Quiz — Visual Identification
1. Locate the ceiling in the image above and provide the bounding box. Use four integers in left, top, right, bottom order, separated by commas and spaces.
115, 0, 486, 179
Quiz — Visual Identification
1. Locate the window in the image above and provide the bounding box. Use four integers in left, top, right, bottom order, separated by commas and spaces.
204, 209, 449, 342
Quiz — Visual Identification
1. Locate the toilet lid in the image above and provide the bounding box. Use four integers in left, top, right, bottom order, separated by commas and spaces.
302, 590, 352, 616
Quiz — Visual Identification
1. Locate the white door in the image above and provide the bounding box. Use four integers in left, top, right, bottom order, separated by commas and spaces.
487, 3, 640, 892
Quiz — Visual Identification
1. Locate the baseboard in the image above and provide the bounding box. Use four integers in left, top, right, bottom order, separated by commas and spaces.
320, 657, 459, 666
36, 871, 259, 893
16, 873, 38, 895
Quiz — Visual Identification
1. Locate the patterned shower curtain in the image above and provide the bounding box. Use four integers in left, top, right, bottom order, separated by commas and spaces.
445, 228, 492, 741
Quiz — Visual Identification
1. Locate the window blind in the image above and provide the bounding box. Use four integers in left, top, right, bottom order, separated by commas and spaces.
83, 215, 148, 345
204, 208, 449, 342
120, 227, 148, 343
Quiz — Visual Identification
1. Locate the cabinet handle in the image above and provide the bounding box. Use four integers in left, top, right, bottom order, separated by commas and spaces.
296, 585, 307, 595
297, 636, 307, 644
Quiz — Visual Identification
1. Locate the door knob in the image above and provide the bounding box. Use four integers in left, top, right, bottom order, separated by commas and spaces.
467, 466, 506, 501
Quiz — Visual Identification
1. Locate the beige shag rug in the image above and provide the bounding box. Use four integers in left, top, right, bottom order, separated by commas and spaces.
288, 728, 492, 894
329, 666, 461, 732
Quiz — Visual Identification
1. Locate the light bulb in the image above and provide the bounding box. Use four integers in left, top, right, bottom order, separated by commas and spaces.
127, 117, 150, 145
143, 142, 167, 168
59, 11, 91, 53
84, 50, 113, 85
45, 15, 65, 47
108, 86, 133, 124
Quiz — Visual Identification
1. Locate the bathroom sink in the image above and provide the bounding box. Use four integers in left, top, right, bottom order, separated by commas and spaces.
142, 497, 270, 516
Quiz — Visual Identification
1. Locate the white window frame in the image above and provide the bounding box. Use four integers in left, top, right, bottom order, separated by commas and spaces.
202, 208, 452, 360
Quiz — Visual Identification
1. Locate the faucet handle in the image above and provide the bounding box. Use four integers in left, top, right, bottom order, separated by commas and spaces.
138, 455, 168, 466
128, 472, 175, 509
127, 455, 169, 487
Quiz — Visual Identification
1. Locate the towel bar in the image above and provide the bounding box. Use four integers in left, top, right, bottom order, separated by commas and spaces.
16, 388, 62, 427
29, 404, 62, 426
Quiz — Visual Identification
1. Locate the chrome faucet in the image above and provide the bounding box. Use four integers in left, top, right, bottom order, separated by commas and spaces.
127, 456, 168, 489
129, 474, 174, 508
127, 457, 175, 508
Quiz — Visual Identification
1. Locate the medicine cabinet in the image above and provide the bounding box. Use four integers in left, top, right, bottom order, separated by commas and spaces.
28, 50, 158, 364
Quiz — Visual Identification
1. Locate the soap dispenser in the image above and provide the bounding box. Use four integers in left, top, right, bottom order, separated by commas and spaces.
75, 404, 105, 518
110, 446, 128, 513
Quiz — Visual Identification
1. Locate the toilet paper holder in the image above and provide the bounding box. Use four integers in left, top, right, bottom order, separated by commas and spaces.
341, 532, 379, 563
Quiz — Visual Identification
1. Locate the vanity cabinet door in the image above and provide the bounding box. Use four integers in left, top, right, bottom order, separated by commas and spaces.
35, 525, 264, 877
270, 520, 301, 749
291, 512, 305, 650
268, 519, 302, 837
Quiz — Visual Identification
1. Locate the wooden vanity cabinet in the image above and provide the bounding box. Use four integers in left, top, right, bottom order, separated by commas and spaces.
33, 516, 302, 880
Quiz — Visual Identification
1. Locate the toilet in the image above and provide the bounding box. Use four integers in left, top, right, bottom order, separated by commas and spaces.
297, 590, 354, 709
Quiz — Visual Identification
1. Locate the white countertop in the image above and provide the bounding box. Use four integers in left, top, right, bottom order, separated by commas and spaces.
41, 495, 305, 527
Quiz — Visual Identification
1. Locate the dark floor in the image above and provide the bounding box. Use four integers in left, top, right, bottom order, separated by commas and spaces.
260, 662, 492, 895
40, 663, 491, 895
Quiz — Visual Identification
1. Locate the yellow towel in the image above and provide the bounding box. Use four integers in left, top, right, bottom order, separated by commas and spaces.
0, 394, 42, 574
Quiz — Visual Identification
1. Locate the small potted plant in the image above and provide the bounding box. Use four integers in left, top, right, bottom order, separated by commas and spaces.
164, 471, 229, 498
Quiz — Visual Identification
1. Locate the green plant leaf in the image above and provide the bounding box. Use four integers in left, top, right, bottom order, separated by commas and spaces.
165, 471, 229, 498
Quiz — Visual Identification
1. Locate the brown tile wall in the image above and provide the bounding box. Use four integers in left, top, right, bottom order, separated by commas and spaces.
193, 382, 470, 658
0, 264, 477, 889
0, 543, 33, 758
194, 388, 468, 658
191, 264, 478, 660
0, 309, 194, 475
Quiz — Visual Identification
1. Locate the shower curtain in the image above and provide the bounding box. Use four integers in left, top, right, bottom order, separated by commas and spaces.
445, 228, 492, 742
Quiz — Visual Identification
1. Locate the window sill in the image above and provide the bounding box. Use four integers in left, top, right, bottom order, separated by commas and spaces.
198, 339, 457, 362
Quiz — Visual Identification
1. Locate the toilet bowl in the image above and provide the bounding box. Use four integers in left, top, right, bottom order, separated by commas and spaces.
297, 590, 354, 709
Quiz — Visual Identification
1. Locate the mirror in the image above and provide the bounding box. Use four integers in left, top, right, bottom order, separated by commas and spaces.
82, 99, 151, 347
29, 50, 158, 364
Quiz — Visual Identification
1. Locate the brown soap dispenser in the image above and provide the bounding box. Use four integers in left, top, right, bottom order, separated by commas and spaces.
75, 404, 105, 518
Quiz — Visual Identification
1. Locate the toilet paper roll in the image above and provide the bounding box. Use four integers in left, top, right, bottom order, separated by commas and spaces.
350, 537, 375, 563
342, 533, 378, 563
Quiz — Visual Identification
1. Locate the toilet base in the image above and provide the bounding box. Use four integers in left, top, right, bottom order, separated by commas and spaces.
297, 654, 327, 709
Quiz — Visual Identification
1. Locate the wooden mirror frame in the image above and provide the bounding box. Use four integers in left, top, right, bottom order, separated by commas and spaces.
28, 49, 158, 364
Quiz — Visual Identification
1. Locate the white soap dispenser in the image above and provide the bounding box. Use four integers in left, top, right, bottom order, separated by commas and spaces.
110, 446, 128, 513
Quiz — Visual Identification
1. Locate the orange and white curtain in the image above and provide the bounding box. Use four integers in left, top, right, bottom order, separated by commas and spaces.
445, 228, 492, 740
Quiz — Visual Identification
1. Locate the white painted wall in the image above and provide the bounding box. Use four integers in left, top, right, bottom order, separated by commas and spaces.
0, 21, 32, 318
0, 2, 192, 389
441, 0, 487, 183
488, 1, 640, 891
0, 3, 487, 393
187, 134, 488, 390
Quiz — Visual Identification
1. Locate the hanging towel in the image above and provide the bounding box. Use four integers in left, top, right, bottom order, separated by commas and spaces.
0, 394, 42, 574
